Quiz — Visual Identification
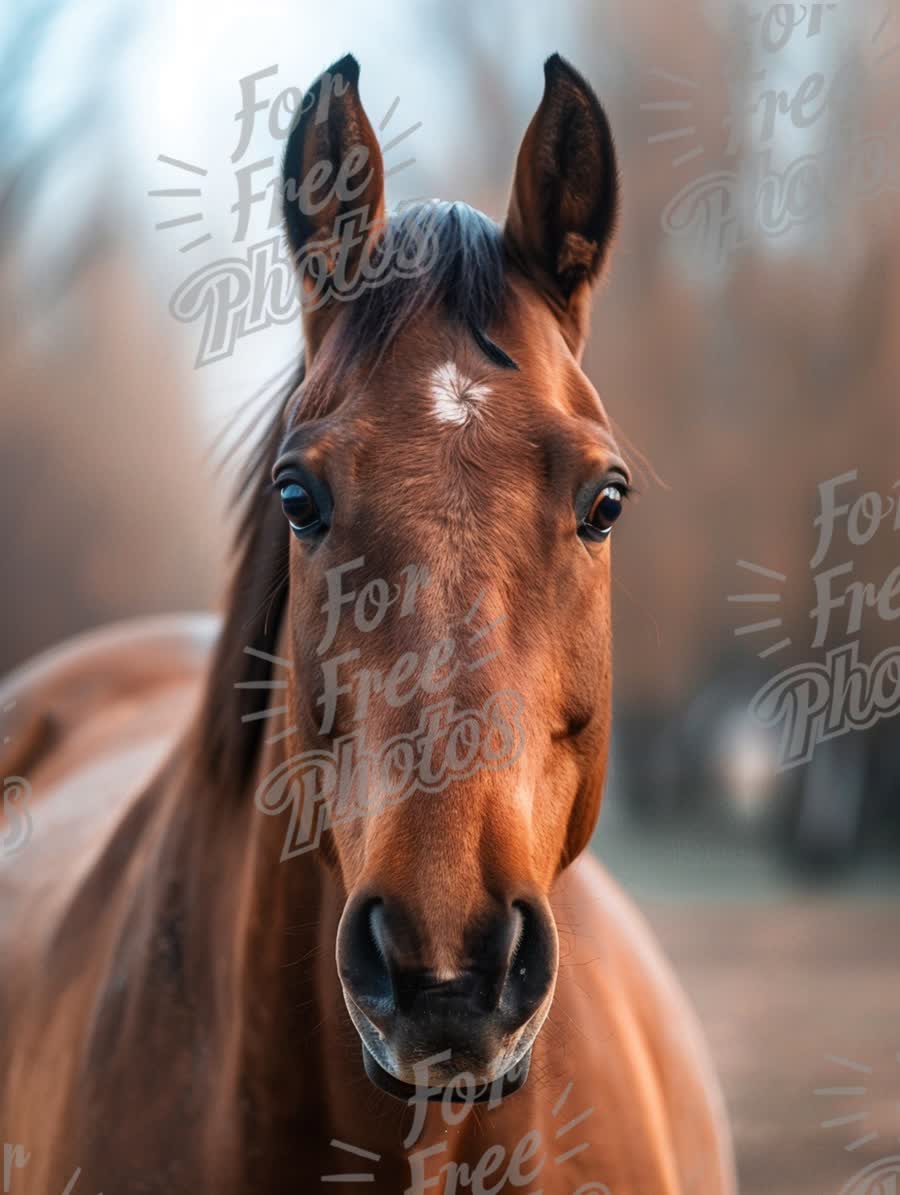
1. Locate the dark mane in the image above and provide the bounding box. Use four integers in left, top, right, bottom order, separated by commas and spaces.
193, 200, 516, 794
338, 201, 518, 370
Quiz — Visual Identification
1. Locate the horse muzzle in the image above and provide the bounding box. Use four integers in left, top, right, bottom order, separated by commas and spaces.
336, 892, 558, 1101
360, 1039, 533, 1103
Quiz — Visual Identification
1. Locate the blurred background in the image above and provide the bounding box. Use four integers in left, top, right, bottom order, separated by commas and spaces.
1, 0, 898, 1190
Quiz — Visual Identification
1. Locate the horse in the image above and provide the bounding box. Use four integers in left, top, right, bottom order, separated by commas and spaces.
0, 54, 736, 1195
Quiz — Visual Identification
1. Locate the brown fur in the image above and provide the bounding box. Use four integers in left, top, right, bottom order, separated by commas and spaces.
0, 55, 735, 1194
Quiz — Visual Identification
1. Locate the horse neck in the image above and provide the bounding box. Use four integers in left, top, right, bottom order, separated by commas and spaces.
178, 634, 352, 1180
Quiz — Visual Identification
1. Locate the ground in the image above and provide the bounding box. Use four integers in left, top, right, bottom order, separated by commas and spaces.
646, 900, 900, 1195
594, 803, 900, 1195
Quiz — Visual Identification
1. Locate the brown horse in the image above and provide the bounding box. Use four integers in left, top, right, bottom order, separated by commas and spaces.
0, 55, 735, 1195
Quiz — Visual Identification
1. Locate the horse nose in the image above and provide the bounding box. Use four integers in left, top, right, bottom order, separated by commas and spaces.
337, 892, 556, 1034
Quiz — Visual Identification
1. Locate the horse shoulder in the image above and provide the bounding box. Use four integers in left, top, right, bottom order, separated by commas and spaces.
0, 613, 218, 777
0, 613, 217, 918
0, 616, 218, 1192
548, 853, 737, 1195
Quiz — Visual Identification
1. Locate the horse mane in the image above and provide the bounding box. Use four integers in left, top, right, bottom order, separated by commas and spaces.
193, 200, 517, 797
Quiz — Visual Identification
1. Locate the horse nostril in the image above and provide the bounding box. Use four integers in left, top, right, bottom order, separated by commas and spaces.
500, 900, 556, 1025
367, 901, 390, 970
338, 896, 395, 1020
337, 893, 557, 1037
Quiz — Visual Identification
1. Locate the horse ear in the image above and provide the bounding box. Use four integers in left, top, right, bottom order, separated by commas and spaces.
282, 54, 384, 355
504, 55, 619, 357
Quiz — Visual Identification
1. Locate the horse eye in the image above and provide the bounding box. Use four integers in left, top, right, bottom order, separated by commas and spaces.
279, 482, 321, 536
582, 484, 625, 541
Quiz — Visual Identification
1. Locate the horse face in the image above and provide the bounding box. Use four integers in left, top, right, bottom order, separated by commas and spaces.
277, 54, 622, 1098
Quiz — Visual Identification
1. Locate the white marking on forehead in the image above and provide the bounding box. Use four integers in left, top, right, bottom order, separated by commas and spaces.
429, 361, 491, 427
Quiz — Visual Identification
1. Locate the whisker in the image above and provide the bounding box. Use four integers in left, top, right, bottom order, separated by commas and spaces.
208, 360, 300, 476
612, 573, 662, 647
261, 570, 290, 637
